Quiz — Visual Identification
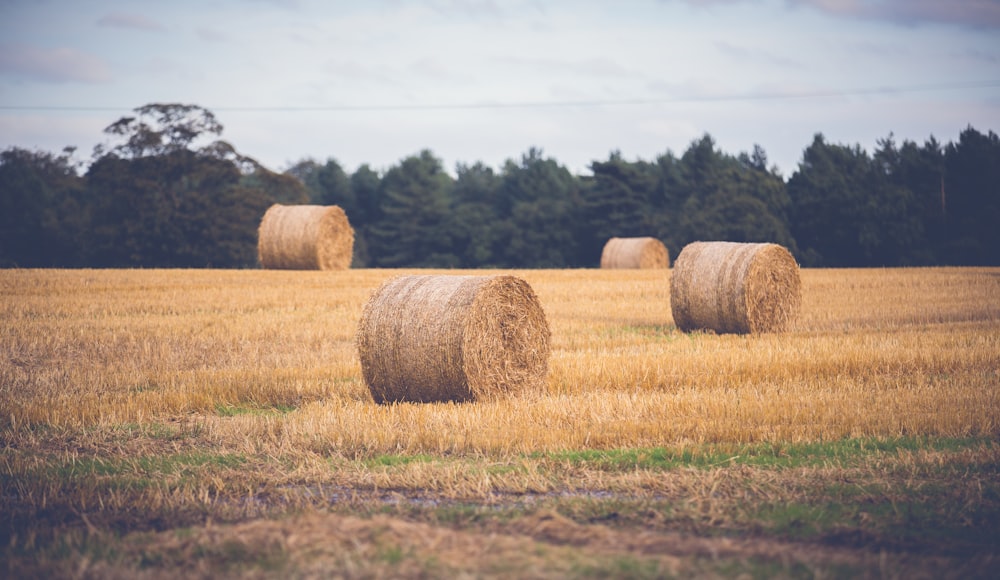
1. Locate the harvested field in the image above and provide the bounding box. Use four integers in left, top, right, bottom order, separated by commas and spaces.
1, 267, 998, 578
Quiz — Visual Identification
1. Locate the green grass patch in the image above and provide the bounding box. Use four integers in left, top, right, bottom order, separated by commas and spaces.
539, 436, 996, 471
37, 451, 248, 482
571, 554, 666, 579
754, 502, 852, 540
363, 453, 437, 468
750, 495, 999, 554
134, 452, 247, 473
215, 403, 297, 417
606, 324, 677, 340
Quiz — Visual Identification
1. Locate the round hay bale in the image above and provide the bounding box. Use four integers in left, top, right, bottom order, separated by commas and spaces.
257, 204, 354, 270
356, 274, 551, 404
600, 237, 669, 269
670, 241, 801, 334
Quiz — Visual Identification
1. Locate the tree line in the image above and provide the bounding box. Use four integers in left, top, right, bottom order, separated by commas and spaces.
2, 103, 998, 268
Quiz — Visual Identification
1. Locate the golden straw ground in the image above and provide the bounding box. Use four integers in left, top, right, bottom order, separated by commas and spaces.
670, 241, 801, 334
1, 267, 997, 450
2, 268, 998, 579
257, 204, 354, 270
356, 274, 551, 403
600, 237, 669, 269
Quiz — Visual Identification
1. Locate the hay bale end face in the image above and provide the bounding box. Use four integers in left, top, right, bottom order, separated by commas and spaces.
670, 241, 801, 334
600, 237, 669, 269
257, 204, 354, 270
356, 274, 551, 404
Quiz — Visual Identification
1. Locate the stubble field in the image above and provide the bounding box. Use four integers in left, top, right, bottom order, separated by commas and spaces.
2, 267, 999, 578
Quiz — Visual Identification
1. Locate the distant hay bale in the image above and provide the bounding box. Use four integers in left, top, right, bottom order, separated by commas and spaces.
670, 241, 801, 334
356, 274, 551, 404
257, 204, 354, 270
600, 237, 669, 269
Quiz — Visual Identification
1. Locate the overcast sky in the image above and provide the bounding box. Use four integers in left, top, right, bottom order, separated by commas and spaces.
1, 0, 998, 177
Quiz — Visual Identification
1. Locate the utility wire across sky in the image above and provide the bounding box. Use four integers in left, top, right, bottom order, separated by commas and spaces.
1, 80, 998, 113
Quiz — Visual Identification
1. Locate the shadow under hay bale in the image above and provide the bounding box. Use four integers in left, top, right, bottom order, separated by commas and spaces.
257, 204, 354, 270
356, 274, 551, 404
600, 237, 670, 269
670, 241, 801, 334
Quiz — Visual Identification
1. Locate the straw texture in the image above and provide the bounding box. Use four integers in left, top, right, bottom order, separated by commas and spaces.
600, 237, 669, 269
670, 241, 801, 334
356, 275, 551, 404
257, 204, 354, 270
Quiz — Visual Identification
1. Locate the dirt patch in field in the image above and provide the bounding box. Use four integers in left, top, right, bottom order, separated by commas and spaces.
63, 509, 990, 579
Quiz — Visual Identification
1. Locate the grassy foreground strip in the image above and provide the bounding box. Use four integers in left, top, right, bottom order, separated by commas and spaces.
540, 435, 996, 469
3, 435, 998, 578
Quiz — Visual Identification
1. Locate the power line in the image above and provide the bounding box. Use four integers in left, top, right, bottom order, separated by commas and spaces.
1, 80, 998, 113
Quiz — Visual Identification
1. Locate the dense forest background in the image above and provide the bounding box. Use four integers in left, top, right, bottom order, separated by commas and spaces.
2, 103, 998, 269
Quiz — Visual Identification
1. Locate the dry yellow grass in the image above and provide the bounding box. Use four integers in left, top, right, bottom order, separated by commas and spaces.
1, 267, 998, 456
3, 267, 1000, 578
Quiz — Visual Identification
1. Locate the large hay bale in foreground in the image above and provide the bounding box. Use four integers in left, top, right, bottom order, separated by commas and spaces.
257, 204, 354, 270
600, 237, 670, 269
357, 275, 551, 404
670, 241, 801, 334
